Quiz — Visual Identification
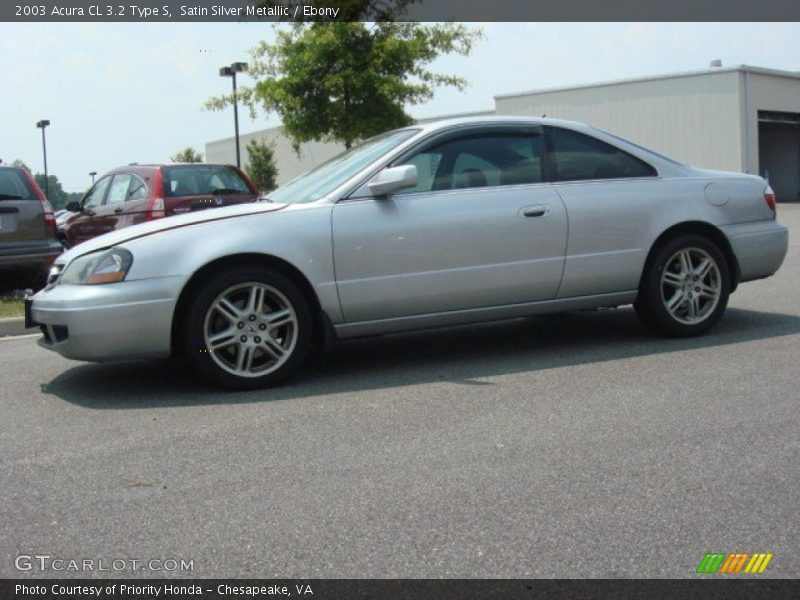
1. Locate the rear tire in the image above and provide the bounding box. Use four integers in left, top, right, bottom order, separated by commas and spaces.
634, 234, 730, 337
183, 266, 313, 390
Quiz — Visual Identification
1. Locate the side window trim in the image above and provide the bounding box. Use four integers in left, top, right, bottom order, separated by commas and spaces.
543, 126, 658, 183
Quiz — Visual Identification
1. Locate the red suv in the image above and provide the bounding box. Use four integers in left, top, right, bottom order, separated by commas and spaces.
60, 163, 260, 248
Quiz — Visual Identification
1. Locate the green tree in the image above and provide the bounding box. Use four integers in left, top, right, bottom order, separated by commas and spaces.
33, 174, 69, 209
206, 22, 481, 150
171, 147, 203, 163
245, 139, 279, 193
11, 159, 31, 172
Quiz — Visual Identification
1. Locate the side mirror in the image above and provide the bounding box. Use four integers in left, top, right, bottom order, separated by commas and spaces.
65, 201, 81, 212
367, 165, 418, 197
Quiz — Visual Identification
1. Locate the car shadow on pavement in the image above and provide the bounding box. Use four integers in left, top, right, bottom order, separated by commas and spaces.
42, 306, 800, 409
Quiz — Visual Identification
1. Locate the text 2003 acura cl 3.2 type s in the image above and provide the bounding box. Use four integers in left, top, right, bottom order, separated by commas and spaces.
28, 117, 788, 389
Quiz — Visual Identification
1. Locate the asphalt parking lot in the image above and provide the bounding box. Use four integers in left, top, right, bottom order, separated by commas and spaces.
1, 206, 798, 579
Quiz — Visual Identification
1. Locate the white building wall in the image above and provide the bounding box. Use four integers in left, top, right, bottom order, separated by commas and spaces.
494, 70, 744, 172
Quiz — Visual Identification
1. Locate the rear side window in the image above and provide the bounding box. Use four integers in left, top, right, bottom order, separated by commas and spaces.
0, 169, 36, 200
546, 127, 656, 181
162, 165, 251, 197
106, 174, 132, 205
128, 175, 148, 201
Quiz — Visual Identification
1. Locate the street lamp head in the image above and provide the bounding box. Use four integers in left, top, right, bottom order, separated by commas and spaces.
89, 171, 97, 177
36, 119, 50, 128
231, 62, 248, 73
219, 66, 234, 77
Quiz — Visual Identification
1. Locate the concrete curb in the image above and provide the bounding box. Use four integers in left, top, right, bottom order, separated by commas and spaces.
0, 317, 28, 337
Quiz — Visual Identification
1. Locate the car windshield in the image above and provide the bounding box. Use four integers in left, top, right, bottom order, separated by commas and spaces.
268, 128, 420, 204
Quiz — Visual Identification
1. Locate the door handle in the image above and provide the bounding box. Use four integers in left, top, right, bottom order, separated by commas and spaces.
114, 208, 124, 214
520, 204, 550, 218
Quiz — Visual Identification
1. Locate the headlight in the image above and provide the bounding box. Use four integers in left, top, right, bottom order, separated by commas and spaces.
60, 248, 134, 285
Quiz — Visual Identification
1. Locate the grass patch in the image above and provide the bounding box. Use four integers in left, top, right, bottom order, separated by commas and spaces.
0, 297, 25, 319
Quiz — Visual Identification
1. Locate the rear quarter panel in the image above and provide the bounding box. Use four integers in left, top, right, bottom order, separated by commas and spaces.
553, 174, 769, 298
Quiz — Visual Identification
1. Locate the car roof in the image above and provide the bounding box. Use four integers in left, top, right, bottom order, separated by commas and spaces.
406, 115, 591, 135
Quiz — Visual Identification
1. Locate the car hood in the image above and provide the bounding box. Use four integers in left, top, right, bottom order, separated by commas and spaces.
58, 201, 289, 263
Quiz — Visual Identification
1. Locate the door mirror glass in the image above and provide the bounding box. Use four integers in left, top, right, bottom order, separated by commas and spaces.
65, 201, 81, 212
367, 165, 418, 197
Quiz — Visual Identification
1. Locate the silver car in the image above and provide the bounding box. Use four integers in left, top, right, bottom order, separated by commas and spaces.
28, 117, 789, 389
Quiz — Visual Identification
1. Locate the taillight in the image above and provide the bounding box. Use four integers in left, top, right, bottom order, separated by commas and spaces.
22, 169, 57, 233
147, 197, 165, 220
764, 184, 777, 214
147, 168, 166, 220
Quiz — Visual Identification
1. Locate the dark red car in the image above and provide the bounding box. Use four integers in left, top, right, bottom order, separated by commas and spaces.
60, 163, 260, 248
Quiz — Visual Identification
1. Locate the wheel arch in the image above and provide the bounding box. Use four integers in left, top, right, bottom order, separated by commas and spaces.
170, 253, 334, 357
639, 221, 740, 293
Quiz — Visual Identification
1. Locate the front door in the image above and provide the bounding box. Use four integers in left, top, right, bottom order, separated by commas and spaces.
332, 127, 568, 323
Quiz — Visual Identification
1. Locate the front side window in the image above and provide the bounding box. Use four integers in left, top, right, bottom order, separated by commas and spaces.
395, 131, 545, 195
546, 127, 656, 181
84, 176, 111, 208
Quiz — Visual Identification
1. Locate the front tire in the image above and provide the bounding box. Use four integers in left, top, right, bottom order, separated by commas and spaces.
183, 266, 313, 389
634, 234, 730, 337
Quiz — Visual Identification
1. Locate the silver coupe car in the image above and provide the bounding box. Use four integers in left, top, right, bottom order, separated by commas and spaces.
28, 117, 789, 389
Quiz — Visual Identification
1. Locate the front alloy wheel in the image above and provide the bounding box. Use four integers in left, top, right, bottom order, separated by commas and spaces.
204, 282, 298, 378
184, 267, 312, 389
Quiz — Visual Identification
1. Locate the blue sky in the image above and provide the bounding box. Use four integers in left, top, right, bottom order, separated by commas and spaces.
2, 22, 799, 193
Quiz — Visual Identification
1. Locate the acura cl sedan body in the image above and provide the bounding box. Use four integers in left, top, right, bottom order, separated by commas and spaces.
29, 117, 788, 389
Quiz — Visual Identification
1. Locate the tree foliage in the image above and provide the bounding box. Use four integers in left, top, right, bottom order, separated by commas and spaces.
206, 22, 481, 149
171, 147, 204, 163
245, 139, 279, 193
33, 174, 75, 209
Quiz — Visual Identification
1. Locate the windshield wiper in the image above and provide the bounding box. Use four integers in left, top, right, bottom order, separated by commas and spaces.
0, 193, 24, 200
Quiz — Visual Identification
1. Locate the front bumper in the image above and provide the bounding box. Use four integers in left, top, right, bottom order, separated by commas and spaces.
721, 220, 789, 282
29, 276, 183, 361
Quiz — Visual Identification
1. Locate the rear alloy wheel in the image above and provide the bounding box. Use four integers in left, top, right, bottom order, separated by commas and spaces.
635, 234, 730, 337
184, 267, 312, 389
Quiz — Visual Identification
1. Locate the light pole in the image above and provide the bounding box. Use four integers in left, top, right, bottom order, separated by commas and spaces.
36, 120, 50, 199
219, 62, 247, 168
89, 171, 97, 184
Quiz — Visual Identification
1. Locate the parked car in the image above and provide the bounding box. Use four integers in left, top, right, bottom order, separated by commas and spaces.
58, 163, 259, 248
0, 165, 62, 289
29, 117, 788, 389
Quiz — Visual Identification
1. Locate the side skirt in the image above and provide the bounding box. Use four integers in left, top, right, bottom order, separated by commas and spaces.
333, 291, 638, 340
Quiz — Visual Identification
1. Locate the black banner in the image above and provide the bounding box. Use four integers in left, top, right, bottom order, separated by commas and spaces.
3, 579, 800, 600
3, 0, 800, 22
